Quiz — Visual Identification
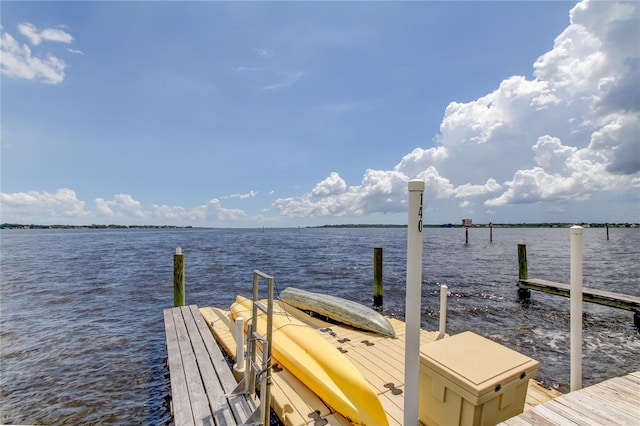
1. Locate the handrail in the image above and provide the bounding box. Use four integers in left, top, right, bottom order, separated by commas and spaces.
231, 270, 274, 425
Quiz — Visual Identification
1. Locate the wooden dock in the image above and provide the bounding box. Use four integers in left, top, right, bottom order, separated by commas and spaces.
163, 305, 256, 425
500, 370, 640, 425
200, 303, 562, 425
518, 278, 640, 327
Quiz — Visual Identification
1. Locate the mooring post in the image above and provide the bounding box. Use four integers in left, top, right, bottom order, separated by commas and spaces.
373, 247, 383, 309
606, 223, 609, 241
517, 243, 530, 300
489, 222, 493, 242
437, 284, 448, 340
570, 226, 584, 391
465, 227, 469, 244
404, 179, 425, 426
234, 317, 245, 374
173, 247, 185, 307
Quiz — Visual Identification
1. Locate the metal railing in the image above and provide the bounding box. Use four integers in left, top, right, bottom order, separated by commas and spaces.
230, 270, 274, 425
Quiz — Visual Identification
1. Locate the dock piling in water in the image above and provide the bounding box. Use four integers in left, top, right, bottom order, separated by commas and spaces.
373, 247, 383, 309
174, 247, 185, 307
517, 244, 530, 301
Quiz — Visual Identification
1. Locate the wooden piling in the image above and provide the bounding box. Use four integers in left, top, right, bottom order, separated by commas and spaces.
517, 243, 530, 300
373, 247, 383, 309
489, 222, 493, 242
606, 223, 609, 240
465, 227, 469, 244
174, 247, 185, 307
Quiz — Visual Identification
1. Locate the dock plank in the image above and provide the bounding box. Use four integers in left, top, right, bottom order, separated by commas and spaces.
181, 306, 236, 425
188, 305, 254, 423
164, 309, 194, 425
500, 371, 640, 426
164, 305, 254, 426
171, 307, 211, 424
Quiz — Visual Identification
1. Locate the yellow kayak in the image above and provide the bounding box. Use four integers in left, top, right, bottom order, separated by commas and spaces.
230, 296, 388, 426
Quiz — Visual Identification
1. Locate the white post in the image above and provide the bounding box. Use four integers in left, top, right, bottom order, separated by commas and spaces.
570, 225, 583, 391
437, 285, 448, 340
234, 317, 245, 372
404, 179, 425, 426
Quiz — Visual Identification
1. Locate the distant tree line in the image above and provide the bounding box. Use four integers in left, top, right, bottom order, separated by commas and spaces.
0, 223, 193, 229
1, 222, 637, 230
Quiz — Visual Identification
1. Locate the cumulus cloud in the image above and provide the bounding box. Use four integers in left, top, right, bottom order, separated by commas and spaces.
311, 172, 347, 197
454, 179, 502, 198
273, 0, 639, 222
0, 189, 89, 221
393, 147, 448, 178
3, 1, 637, 226
1, 23, 77, 84
0, 189, 272, 227
532, 135, 577, 173
94, 194, 147, 219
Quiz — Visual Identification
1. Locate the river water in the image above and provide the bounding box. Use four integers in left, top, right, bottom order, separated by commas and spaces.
1, 226, 638, 424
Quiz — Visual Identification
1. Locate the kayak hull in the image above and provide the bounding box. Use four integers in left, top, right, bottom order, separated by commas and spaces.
230, 296, 388, 426
279, 287, 396, 337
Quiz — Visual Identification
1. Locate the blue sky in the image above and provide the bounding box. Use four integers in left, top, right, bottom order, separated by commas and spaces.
1, 1, 639, 227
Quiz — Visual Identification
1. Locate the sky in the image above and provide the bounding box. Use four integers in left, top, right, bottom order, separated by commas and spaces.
1, 0, 639, 227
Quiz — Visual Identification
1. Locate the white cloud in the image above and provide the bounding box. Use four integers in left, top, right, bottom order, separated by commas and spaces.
274, 169, 409, 218
0, 23, 76, 84
3, 1, 637, 226
235, 66, 258, 72
311, 172, 346, 197
1, 189, 89, 222
274, 0, 638, 223
393, 147, 448, 178
454, 179, 502, 198
94, 194, 147, 219
588, 114, 640, 175
532, 135, 577, 172
18, 23, 73, 45
263, 71, 304, 91
0, 189, 272, 227
222, 191, 258, 199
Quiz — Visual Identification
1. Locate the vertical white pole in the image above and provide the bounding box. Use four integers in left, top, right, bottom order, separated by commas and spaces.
404, 179, 425, 426
570, 225, 583, 391
234, 317, 245, 372
437, 285, 448, 340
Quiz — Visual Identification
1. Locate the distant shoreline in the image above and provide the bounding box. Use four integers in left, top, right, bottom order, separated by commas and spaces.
1, 222, 638, 230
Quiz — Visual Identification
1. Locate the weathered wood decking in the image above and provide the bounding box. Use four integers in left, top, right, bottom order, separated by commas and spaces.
163, 305, 255, 425
500, 370, 640, 425
518, 278, 640, 327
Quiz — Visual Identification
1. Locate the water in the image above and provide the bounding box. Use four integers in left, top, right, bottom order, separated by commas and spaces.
1, 227, 638, 424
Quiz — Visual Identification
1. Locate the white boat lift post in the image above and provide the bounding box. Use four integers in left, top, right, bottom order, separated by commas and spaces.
234, 316, 245, 373
437, 284, 448, 340
570, 225, 583, 391
404, 179, 425, 426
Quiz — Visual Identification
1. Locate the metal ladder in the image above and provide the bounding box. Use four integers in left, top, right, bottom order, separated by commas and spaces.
231, 270, 274, 425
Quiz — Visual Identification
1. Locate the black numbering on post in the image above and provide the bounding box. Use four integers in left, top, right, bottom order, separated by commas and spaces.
418, 193, 423, 232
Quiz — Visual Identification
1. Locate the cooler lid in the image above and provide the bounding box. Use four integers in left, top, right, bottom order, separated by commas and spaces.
420, 331, 537, 394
